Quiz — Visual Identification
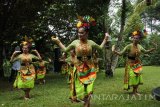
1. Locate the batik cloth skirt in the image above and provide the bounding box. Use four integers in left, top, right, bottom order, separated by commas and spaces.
14, 65, 36, 89
70, 61, 96, 101
124, 60, 143, 90
36, 66, 46, 79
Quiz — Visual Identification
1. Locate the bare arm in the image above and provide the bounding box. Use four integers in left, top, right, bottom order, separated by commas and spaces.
144, 48, 155, 53
51, 36, 66, 51
32, 50, 42, 60
112, 45, 121, 56
113, 50, 122, 56
51, 36, 75, 52
100, 33, 109, 48
10, 51, 21, 62
112, 44, 130, 56
140, 44, 155, 54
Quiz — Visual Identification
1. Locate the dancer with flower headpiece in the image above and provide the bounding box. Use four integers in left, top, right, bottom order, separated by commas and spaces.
34, 54, 50, 85
10, 37, 41, 100
112, 30, 155, 95
51, 15, 109, 107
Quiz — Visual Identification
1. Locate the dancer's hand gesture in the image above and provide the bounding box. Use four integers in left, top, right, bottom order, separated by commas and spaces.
104, 33, 109, 41
51, 36, 60, 44
13, 51, 21, 55
112, 45, 116, 52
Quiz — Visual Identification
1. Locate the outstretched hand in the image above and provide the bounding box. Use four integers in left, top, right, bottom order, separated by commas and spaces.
51, 35, 65, 50
13, 51, 21, 55
48, 58, 52, 62
151, 41, 158, 49
31, 49, 38, 53
112, 45, 116, 52
104, 33, 109, 41
149, 48, 156, 52
51, 36, 60, 44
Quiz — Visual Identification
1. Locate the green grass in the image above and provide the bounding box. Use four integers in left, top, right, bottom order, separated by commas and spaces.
0, 66, 160, 107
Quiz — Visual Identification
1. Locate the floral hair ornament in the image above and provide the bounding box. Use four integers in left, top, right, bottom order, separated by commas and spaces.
21, 35, 33, 48
76, 15, 96, 29
131, 29, 148, 40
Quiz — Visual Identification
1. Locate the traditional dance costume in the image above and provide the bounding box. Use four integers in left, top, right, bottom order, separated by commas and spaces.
120, 43, 147, 90
13, 54, 39, 89
65, 40, 103, 101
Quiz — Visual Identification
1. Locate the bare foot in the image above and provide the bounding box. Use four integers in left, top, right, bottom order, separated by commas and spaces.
130, 92, 141, 96
135, 92, 141, 96
24, 97, 30, 100
70, 97, 80, 103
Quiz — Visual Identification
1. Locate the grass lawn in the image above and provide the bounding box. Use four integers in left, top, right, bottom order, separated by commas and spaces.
0, 66, 160, 107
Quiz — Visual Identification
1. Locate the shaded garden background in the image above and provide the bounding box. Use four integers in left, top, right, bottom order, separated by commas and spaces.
0, 0, 160, 78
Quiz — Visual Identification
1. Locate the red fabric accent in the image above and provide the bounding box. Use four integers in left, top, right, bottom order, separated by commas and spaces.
79, 72, 96, 79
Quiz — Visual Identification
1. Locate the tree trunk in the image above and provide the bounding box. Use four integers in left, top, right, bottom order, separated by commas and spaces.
104, 0, 126, 75
102, 0, 113, 76
0, 42, 4, 78
111, 0, 126, 72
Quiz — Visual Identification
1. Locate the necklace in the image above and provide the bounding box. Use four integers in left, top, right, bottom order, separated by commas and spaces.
80, 41, 89, 56
22, 53, 30, 66
133, 44, 139, 57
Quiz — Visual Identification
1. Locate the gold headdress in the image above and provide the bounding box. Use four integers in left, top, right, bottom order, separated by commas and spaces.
21, 35, 33, 47
131, 29, 148, 39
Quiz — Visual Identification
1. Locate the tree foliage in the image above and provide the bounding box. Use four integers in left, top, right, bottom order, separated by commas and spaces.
0, 0, 160, 77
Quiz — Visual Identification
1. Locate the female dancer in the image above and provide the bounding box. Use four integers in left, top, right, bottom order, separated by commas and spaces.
112, 30, 155, 95
10, 42, 41, 100
51, 16, 109, 107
